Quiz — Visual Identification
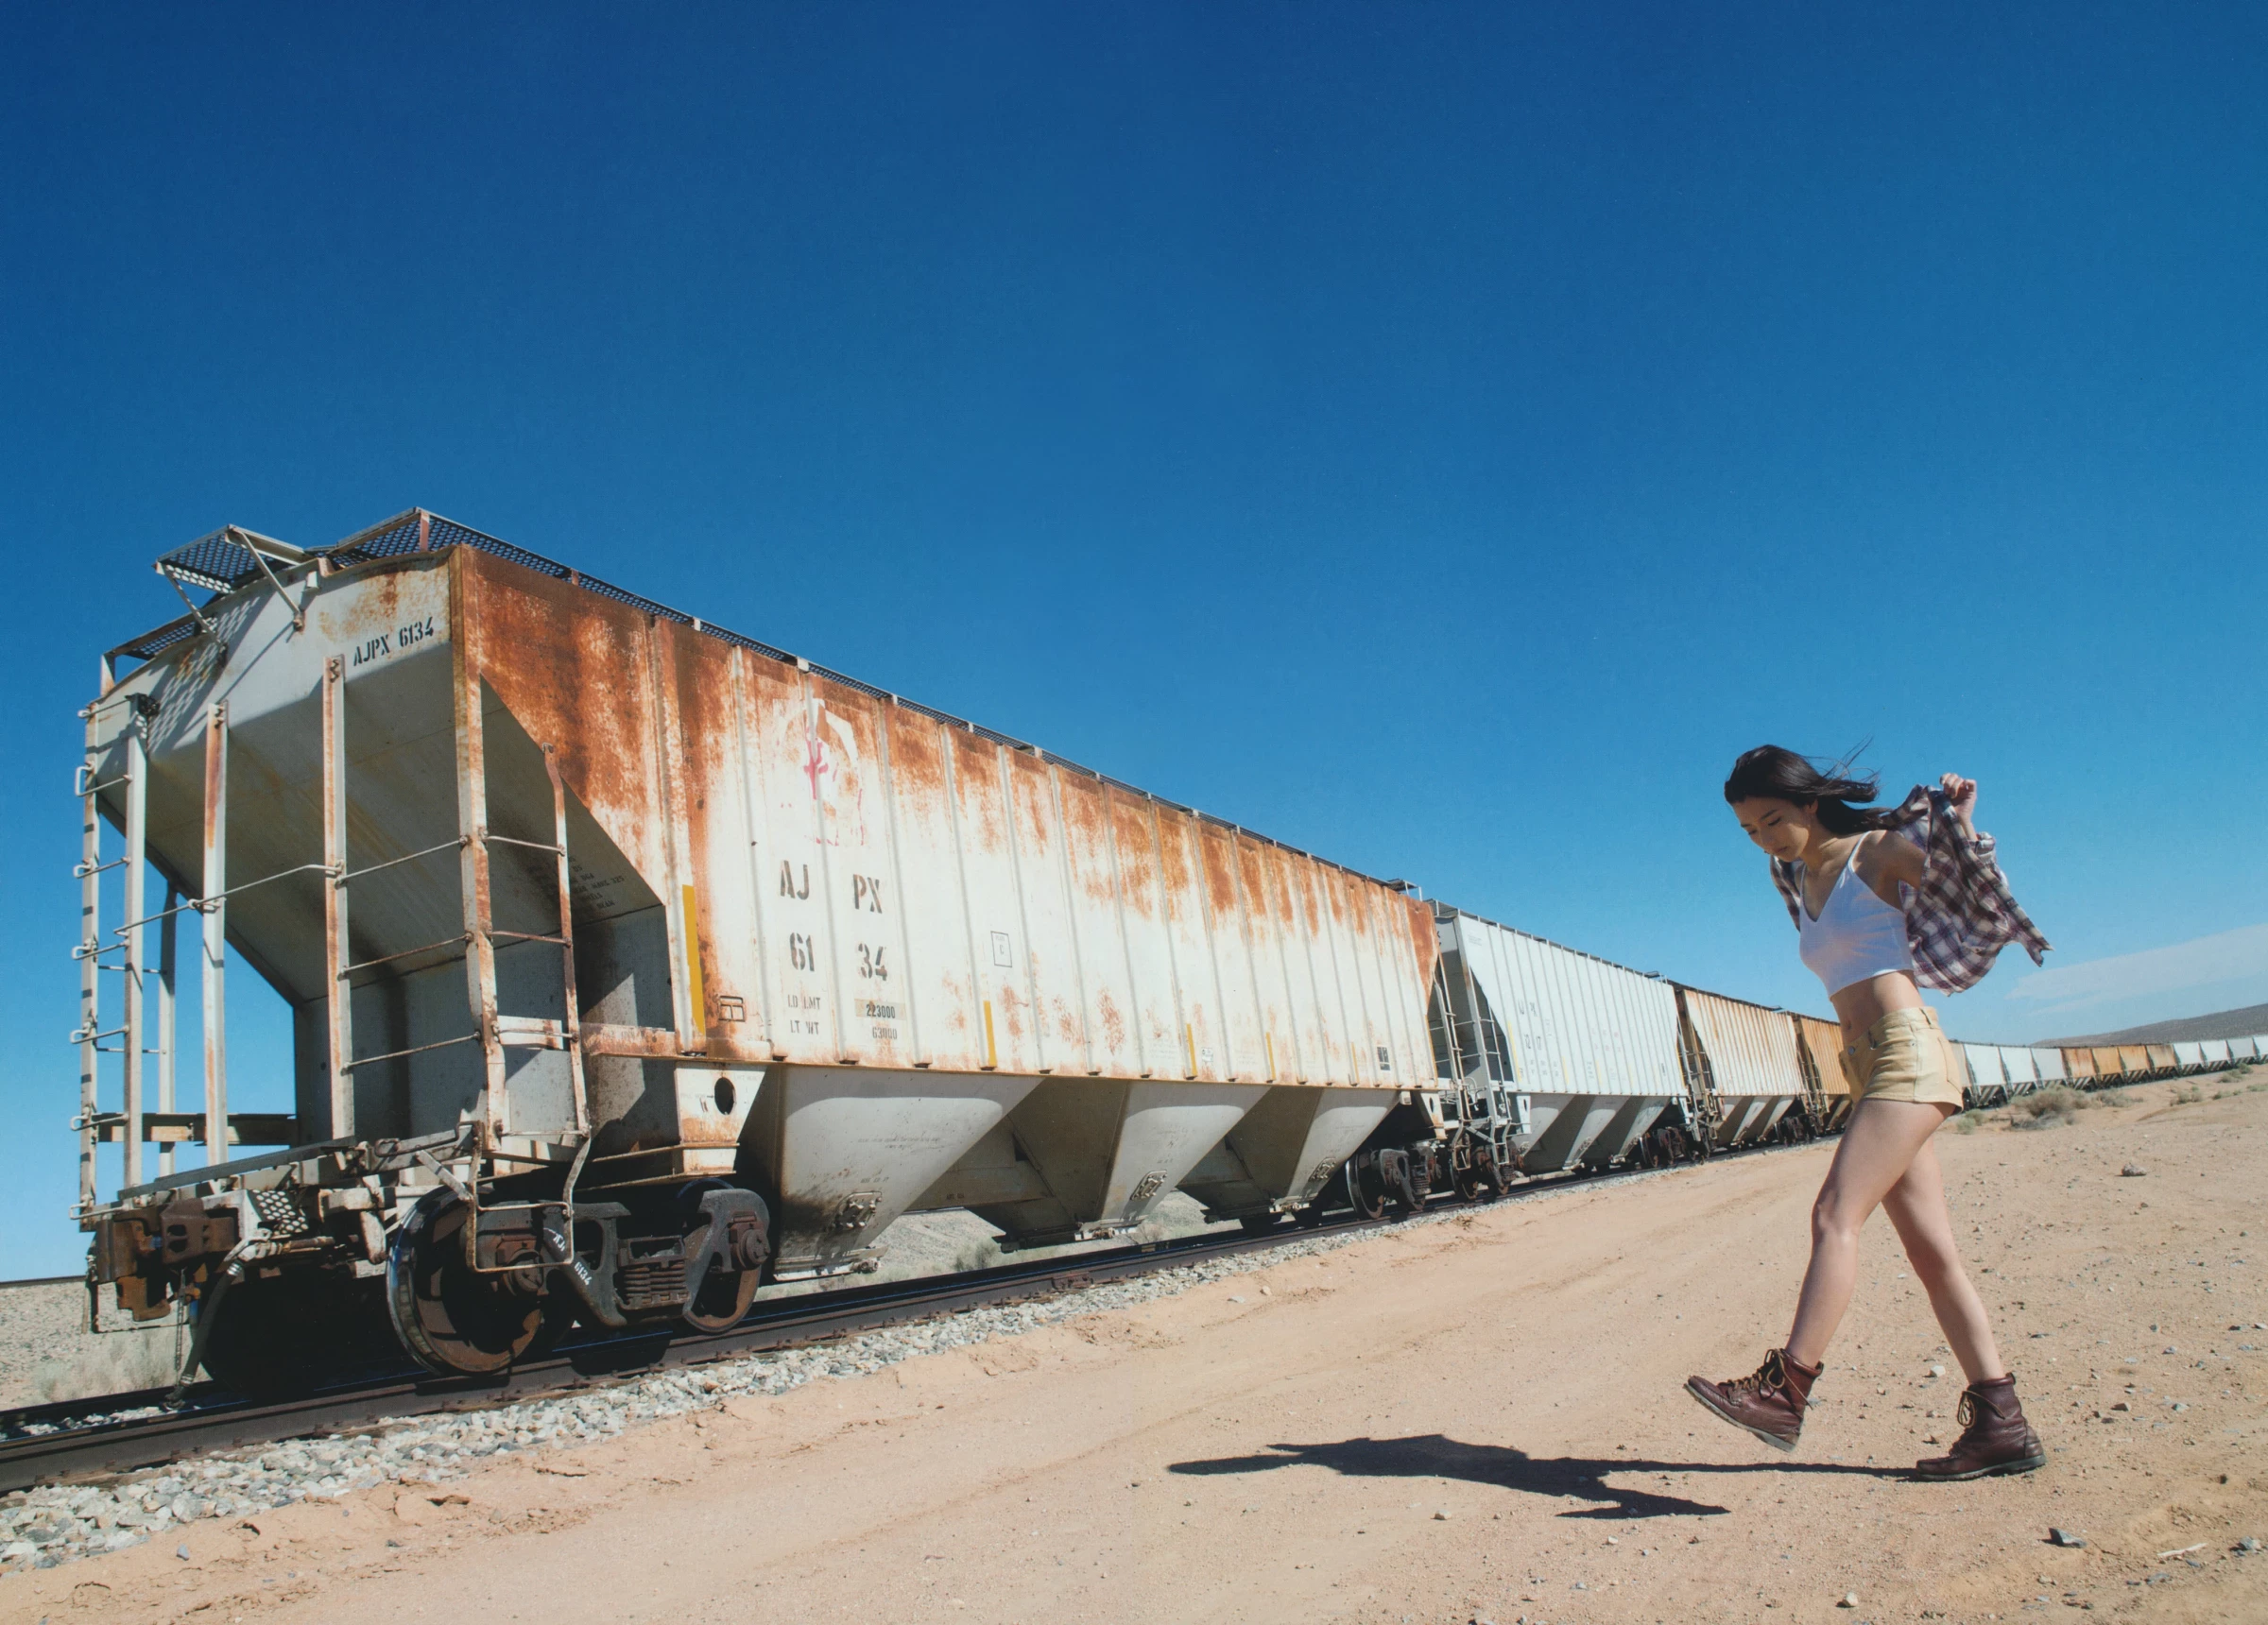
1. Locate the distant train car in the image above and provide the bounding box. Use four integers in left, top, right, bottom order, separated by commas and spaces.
1332, 907, 1691, 1215
1792, 1015, 1850, 1132
1998, 1045, 2039, 1097
2064, 1047, 2099, 1081
2033, 1047, 2069, 1086
1963, 1044, 2009, 1109
1673, 987, 1811, 1149
1435, 907, 1687, 1167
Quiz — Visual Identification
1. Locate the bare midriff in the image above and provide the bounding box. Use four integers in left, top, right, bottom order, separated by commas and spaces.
1830, 969, 1926, 1050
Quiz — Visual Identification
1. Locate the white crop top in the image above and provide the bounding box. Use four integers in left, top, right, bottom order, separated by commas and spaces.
1797, 835, 1916, 996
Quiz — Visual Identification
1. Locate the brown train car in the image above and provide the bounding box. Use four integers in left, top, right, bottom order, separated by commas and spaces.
1792, 1015, 1851, 1131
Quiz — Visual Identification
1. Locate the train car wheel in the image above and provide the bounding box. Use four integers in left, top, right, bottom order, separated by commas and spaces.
387, 1191, 545, 1377
1449, 1134, 1490, 1202
522, 1289, 581, 1358
1347, 1161, 1386, 1221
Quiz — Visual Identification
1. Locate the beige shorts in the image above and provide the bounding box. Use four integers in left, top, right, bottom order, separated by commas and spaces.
1839, 1006, 1966, 1109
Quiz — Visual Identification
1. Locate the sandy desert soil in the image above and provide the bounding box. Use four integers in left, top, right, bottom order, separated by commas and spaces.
6, 1075, 2263, 1625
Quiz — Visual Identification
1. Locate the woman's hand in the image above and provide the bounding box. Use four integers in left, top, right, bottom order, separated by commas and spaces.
1940, 772, 1978, 838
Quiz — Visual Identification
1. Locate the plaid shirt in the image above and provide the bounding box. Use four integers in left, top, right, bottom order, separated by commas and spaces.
1769, 784, 2051, 994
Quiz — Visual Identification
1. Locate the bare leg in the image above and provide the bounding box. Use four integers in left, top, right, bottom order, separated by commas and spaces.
1881, 1138, 2007, 1383
1784, 1100, 1950, 1368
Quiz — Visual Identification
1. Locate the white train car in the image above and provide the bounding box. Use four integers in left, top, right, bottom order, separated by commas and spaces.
1426, 907, 1686, 1175
1962, 1043, 2009, 1108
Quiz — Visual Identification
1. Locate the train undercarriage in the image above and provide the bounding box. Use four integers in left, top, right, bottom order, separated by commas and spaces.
88, 1127, 778, 1393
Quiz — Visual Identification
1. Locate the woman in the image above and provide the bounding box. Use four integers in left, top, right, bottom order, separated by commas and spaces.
1685, 745, 2052, 1480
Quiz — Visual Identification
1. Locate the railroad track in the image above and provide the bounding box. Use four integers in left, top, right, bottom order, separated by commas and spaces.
0, 1208, 1401, 1495
0, 1142, 1819, 1497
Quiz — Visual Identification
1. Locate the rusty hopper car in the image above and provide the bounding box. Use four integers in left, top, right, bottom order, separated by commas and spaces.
77, 512, 1436, 1387
1791, 1014, 1850, 1132
1671, 986, 1810, 1149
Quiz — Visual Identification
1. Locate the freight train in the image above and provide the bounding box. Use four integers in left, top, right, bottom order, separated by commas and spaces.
70, 513, 2265, 1392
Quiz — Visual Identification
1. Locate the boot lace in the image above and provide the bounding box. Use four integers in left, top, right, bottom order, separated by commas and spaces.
1726, 1351, 1787, 1397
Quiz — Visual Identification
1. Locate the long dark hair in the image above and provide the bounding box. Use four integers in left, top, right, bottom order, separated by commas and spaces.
1723, 744, 1893, 835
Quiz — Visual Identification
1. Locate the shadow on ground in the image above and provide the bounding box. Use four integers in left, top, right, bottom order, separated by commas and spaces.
1169, 1435, 1902, 1519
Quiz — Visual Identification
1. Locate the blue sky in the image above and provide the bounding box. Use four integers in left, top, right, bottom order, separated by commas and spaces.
4, 4, 2263, 1272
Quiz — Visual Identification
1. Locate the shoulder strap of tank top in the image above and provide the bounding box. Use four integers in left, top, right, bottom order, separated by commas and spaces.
1846, 831, 1898, 909
1829, 835, 1864, 894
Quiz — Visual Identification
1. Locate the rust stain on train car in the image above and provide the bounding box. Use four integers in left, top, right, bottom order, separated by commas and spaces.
1197, 819, 1237, 907
1155, 808, 1197, 909
884, 702, 946, 796
427, 545, 1431, 1092
1055, 772, 1118, 909
664, 624, 749, 1045
947, 728, 1006, 854
1094, 986, 1127, 1055
1108, 789, 1160, 919
464, 552, 669, 893
1397, 891, 1440, 993
311, 563, 416, 657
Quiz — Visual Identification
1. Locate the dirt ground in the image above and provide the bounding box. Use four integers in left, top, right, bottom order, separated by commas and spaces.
8, 1075, 2264, 1625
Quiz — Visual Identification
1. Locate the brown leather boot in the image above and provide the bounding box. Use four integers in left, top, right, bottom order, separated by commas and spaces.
1684, 1348, 1821, 1453
1916, 1374, 2046, 1480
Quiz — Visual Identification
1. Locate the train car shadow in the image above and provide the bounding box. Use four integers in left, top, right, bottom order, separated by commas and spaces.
1168, 1435, 1902, 1520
